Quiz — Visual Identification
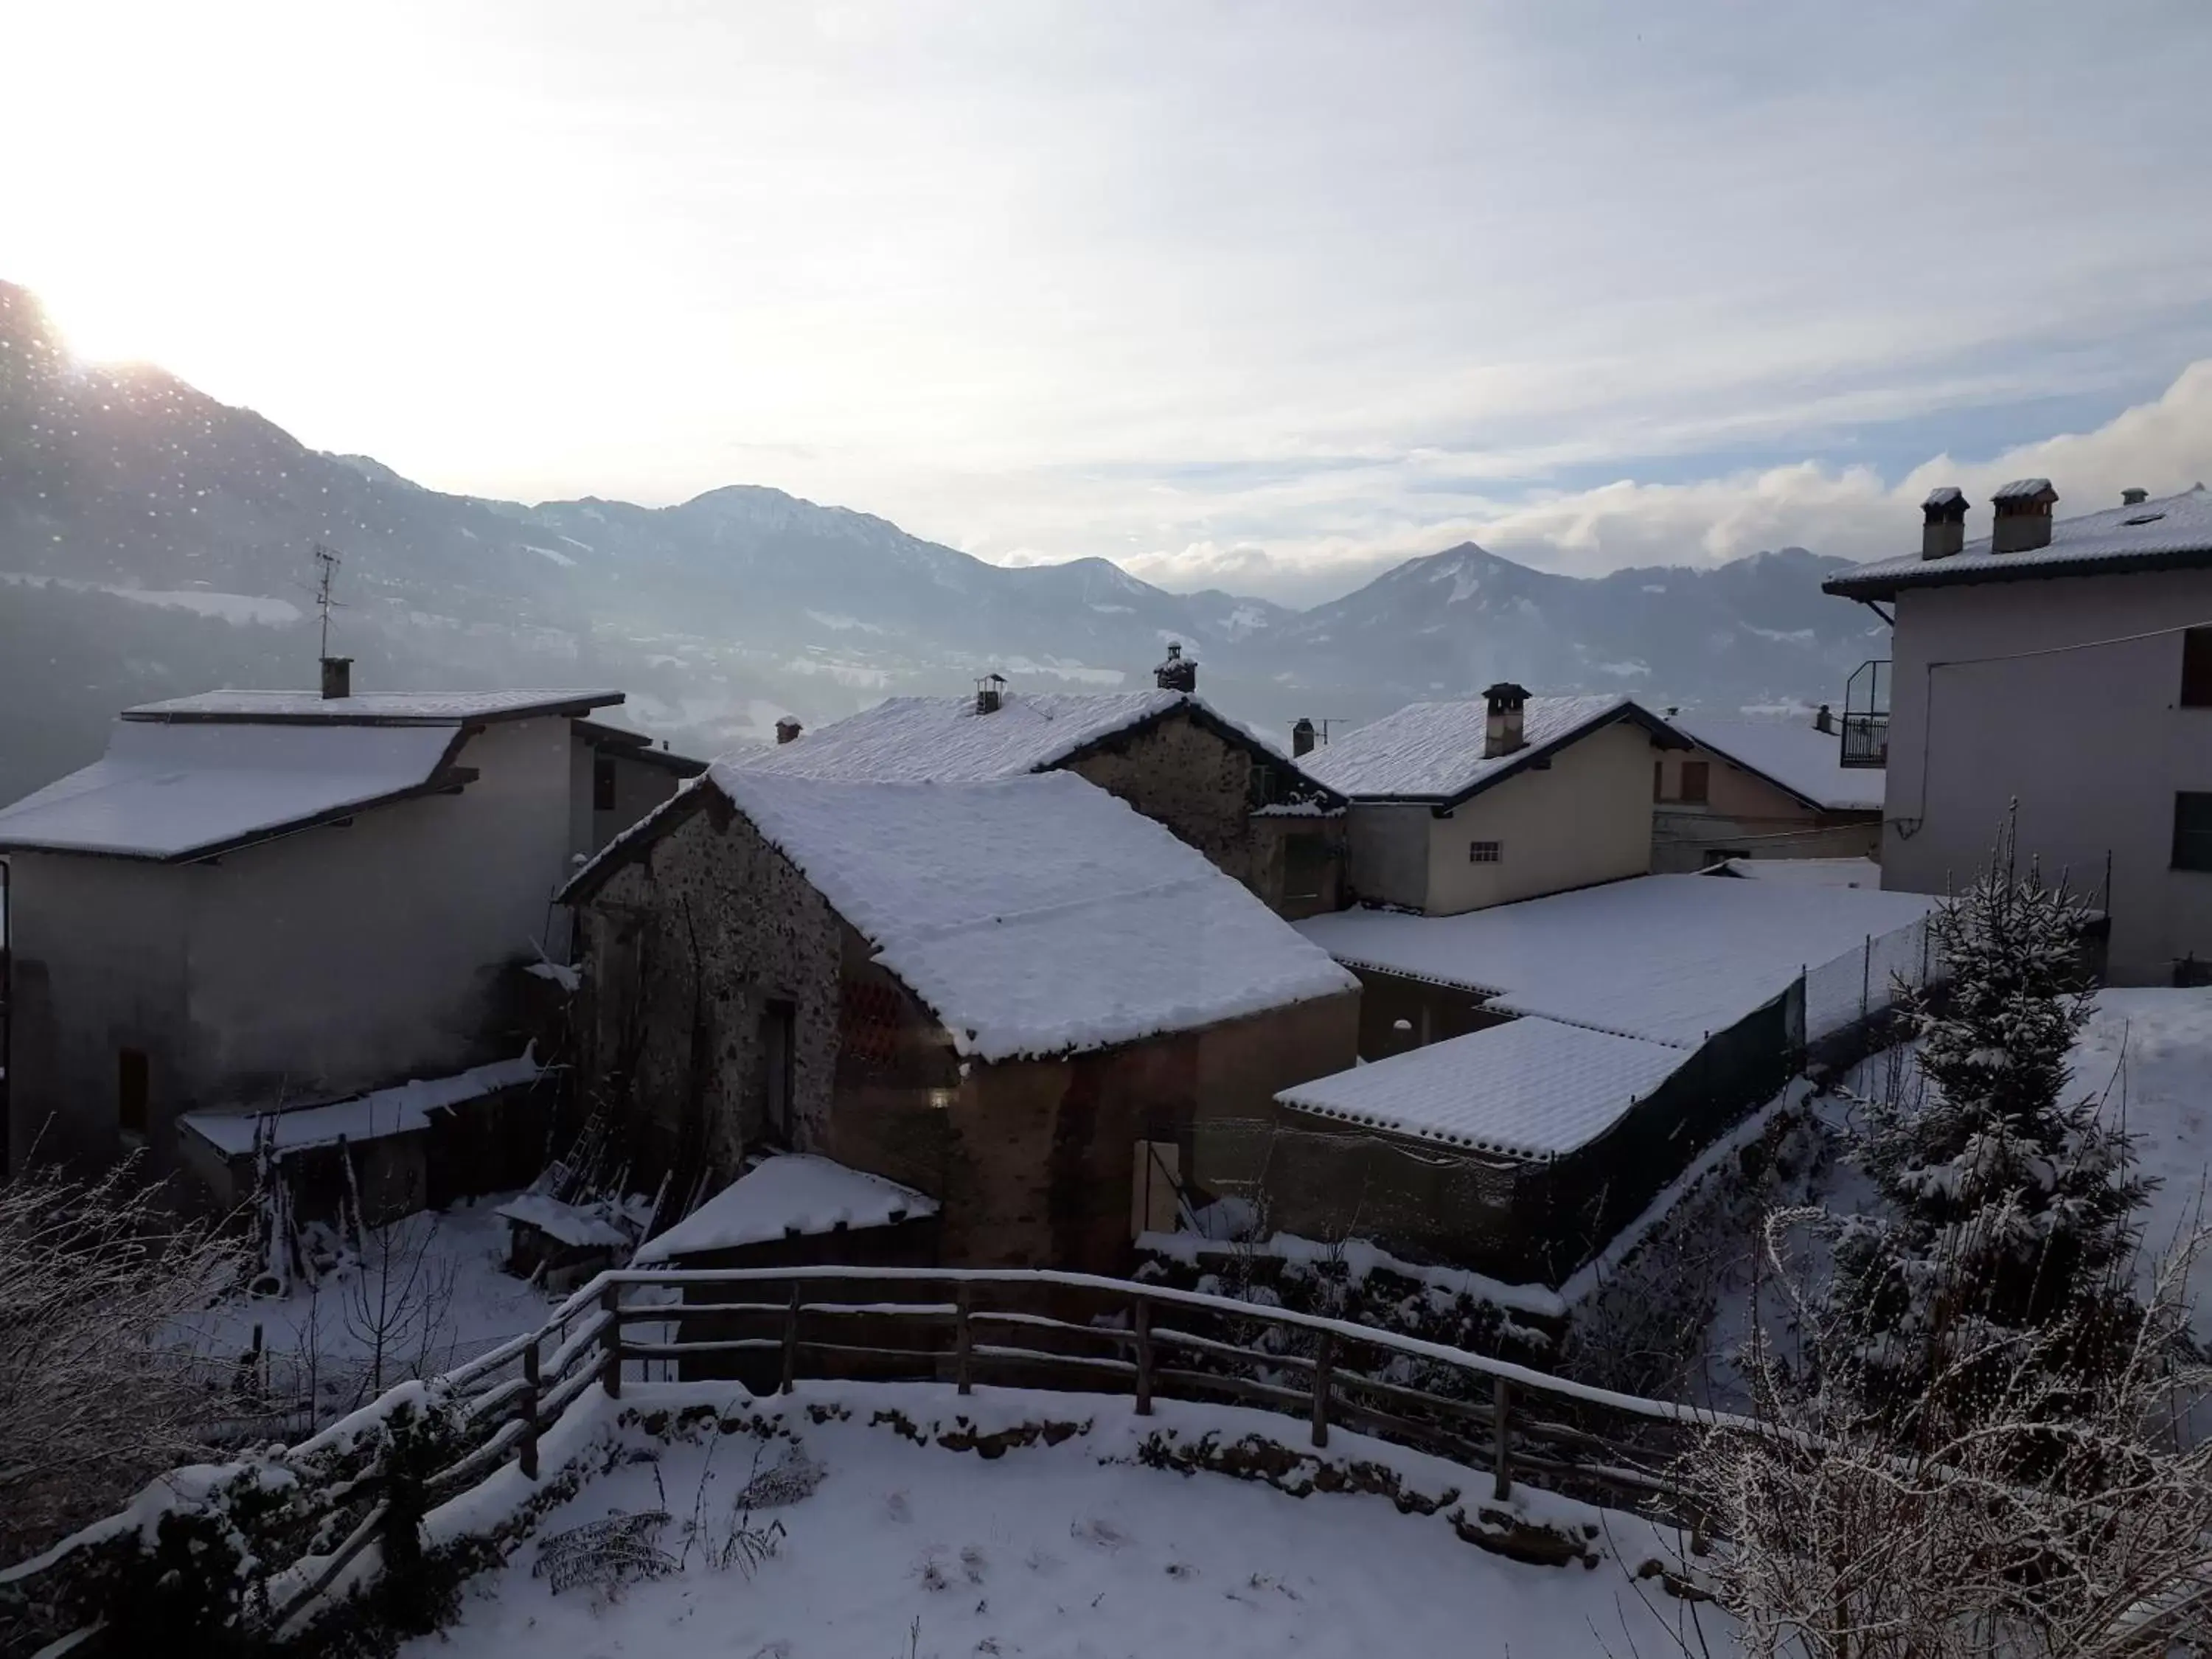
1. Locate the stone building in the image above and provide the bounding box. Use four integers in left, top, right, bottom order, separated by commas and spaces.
559, 765, 1360, 1273
726, 659, 1346, 920
1297, 686, 1683, 916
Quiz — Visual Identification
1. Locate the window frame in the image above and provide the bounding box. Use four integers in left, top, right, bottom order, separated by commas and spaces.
1468, 839, 1503, 864
2174, 792, 2212, 872
2182, 627, 2212, 708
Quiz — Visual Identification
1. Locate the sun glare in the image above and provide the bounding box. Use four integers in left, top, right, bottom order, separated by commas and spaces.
39, 278, 175, 369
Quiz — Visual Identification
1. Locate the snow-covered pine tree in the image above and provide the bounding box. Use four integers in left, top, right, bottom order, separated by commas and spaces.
1829, 818, 2147, 1426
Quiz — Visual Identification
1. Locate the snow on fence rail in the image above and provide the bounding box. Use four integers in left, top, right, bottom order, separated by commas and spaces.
7, 1265, 1768, 1655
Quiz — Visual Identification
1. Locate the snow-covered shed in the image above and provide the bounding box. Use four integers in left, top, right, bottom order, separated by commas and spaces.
726, 686, 1348, 919
1297, 689, 1683, 916
559, 766, 1361, 1273
1652, 713, 1882, 874
0, 684, 620, 1176
1225, 875, 1946, 1278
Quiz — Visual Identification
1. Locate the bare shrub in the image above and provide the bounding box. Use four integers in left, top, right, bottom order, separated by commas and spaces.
0, 1159, 245, 1558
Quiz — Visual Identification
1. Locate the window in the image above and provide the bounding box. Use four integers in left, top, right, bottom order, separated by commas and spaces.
592, 754, 617, 813
2175, 793, 2212, 872
2183, 628, 2212, 707
117, 1048, 149, 1137
1469, 840, 1502, 863
1652, 759, 1664, 801
1249, 763, 1278, 807
1678, 761, 1711, 804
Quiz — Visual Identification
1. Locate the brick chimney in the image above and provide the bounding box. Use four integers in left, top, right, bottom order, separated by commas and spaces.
320, 656, 352, 700
975, 672, 1006, 715
1155, 642, 1197, 693
1814, 703, 1834, 735
2123, 487, 2149, 507
774, 716, 803, 745
1291, 717, 1317, 758
1991, 478, 2058, 554
1921, 487, 1968, 560
1481, 682, 1528, 759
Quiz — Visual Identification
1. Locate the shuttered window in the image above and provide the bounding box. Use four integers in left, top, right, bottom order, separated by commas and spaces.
1678, 761, 1711, 804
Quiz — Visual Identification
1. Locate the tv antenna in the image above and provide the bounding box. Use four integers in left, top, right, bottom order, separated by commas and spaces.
311, 544, 344, 658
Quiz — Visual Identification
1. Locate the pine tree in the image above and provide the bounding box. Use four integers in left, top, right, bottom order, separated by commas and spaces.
1829, 822, 2148, 1426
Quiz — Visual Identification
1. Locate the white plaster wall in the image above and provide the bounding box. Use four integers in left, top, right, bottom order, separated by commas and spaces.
180, 714, 578, 1108
1879, 566, 2212, 983
1344, 803, 1432, 910
1424, 721, 1656, 914
3, 850, 191, 1169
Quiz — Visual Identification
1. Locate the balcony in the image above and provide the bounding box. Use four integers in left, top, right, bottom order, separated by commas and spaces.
1840, 659, 1889, 769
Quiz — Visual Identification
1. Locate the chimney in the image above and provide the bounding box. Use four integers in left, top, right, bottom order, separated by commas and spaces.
1291, 717, 1317, 758
2122, 487, 2149, 507
1990, 478, 2058, 554
1481, 682, 1529, 759
974, 672, 1006, 715
1813, 703, 1834, 736
1920, 487, 1969, 560
319, 656, 352, 700
774, 716, 803, 745
1154, 641, 1197, 693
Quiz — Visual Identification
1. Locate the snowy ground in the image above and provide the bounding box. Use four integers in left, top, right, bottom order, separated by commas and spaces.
175, 1192, 560, 1432
406, 1382, 1724, 1659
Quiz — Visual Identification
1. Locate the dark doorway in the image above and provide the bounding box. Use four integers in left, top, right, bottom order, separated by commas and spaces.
118, 1047, 150, 1137
761, 998, 796, 1144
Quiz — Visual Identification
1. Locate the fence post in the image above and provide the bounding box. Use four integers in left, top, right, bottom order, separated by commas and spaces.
1491, 1377, 1513, 1500
780, 1281, 801, 1396
1860, 933, 1872, 1023
1133, 1295, 1153, 1417
1310, 1330, 1334, 1449
518, 1338, 541, 1480
955, 1282, 973, 1396
599, 1281, 623, 1402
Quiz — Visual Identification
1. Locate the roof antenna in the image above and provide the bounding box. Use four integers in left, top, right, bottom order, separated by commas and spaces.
312, 544, 352, 699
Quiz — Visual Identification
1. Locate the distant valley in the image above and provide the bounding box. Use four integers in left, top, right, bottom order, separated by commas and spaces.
0, 279, 1885, 802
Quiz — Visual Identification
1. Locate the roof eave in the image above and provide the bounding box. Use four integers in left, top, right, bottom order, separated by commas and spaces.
125, 691, 626, 728
1824, 542, 2212, 600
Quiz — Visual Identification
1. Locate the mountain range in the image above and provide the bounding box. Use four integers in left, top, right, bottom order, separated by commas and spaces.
0, 278, 1885, 802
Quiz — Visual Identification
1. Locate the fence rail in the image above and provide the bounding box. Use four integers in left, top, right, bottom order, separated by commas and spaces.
10, 1265, 1759, 1655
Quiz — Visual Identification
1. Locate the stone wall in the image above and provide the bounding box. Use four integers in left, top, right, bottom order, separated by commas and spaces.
574, 796, 846, 1186
1060, 707, 1340, 917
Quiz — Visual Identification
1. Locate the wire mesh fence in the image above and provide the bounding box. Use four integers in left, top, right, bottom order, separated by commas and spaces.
1803, 912, 1942, 1043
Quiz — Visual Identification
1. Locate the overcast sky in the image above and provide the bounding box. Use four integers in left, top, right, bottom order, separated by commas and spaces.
7, 1, 2212, 606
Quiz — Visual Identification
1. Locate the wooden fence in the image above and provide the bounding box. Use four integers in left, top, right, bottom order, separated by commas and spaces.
9, 1265, 1761, 1655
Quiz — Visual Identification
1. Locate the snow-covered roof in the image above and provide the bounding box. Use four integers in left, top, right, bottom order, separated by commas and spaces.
1297, 874, 1939, 1048
633, 1153, 939, 1263
1670, 717, 1884, 812
493, 1193, 632, 1251
1827, 486, 2212, 598
1277, 1018, 1688, 1162
0, 719, 467, 860
1297, 695, 1658, 802
181, 1049, 544, 1158
1705, 856, 1884, 888
725, 689, 1287, 785
605, 768, 1358, 1062
124, 688, 622, 724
